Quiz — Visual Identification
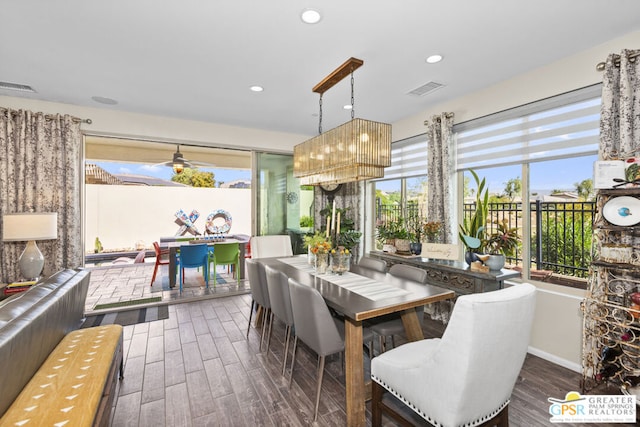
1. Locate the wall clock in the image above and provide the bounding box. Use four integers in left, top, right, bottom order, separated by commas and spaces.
319, 183, 342, 194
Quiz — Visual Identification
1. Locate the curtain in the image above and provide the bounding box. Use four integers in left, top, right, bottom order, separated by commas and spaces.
599, 49, 640, 160
424, 112, 454, 323
425, 112, 454, 243
0, 109, 83, 283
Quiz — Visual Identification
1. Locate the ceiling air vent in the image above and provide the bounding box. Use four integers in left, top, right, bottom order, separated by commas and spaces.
407, 81, 444, 97
0, 81, 36, 93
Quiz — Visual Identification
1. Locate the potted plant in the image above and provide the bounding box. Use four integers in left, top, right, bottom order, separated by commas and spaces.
390, 218, 411, 253
459, 169, 489, 264
406, 211, 426, 255
304, 232, 329, 265
423, 221, 443, 243
376, 219, 397, 252
484, 219, 520, 270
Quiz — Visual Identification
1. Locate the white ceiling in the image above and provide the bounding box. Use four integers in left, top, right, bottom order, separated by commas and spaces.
2, 1, 640, 137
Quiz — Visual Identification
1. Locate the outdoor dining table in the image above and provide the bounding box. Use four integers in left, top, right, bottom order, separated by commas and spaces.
163, 238, 247, 288
257, 255, 455, 427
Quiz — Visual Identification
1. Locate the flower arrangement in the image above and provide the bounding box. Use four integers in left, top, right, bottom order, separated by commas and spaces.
422, 221, 443, 243
330, 246, 351, 274
310, 240, 332, 255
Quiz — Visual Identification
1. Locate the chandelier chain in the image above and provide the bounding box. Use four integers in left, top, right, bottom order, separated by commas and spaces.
318, 93, 323, 134
350, 71, 355, 120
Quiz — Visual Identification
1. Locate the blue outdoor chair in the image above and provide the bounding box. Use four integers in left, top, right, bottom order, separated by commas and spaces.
178, 243, 210, 291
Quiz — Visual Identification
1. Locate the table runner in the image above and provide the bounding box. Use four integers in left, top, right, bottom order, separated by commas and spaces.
278, 256, 410, 301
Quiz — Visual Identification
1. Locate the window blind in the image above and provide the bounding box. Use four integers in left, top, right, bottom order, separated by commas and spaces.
454, 84, 601, 171
376, 133, 428, 181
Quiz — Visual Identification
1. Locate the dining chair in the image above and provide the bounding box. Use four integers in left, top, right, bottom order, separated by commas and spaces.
350, 256, 387, 279
150, 241, 173, 286
288, 278, 346, 421
178, 243, 210, 292
210, 242, 240, 286
371, 283, 536, 427
245, 259, 271, 349
249, 235, 293, 259
264, 265, 295, 375
368, 264, 428, 353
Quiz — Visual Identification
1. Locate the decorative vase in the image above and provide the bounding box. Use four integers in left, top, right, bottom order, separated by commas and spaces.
315, 252, 329, 274
409, 242, 422, 255
382, 243, 397, 253
307, 248, 316, 265
395, 239, 411, 253
331, 253, 351, 275
485, 254, 506, 271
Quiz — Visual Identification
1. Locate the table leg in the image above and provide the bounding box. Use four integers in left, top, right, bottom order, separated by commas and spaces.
344, 317, 365, 427
400, 309, 425, 341
169, 247, 177, 288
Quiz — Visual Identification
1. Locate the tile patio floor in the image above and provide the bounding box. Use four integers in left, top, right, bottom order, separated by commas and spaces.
85, 262, 251, 315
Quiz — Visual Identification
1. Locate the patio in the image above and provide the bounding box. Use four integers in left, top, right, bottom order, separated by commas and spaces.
85, 261, 250, 315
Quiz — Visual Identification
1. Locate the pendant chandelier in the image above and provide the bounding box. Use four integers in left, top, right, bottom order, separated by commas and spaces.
293, 57, 391, 186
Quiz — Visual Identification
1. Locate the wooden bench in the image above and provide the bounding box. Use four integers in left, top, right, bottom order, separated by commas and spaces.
0, 325, 124, 427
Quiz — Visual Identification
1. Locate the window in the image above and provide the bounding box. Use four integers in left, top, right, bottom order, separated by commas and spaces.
456, 84, 601, 288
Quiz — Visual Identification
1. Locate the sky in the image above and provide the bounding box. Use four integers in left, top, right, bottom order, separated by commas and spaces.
93, 161, 251, 184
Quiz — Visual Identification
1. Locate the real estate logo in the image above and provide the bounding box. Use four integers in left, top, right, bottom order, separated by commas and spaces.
548, 391, 636, 423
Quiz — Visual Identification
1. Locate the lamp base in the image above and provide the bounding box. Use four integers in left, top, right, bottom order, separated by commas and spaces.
18, 240, 45, 281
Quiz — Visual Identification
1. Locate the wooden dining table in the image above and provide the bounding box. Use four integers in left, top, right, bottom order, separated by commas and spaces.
162, 238, 247, 288
257, 255, 455, 427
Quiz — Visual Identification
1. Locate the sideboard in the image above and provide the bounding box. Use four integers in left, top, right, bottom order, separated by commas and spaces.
368, 251, 520, 295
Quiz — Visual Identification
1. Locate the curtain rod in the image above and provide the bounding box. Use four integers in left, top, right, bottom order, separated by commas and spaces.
0, 107, 92, 124
595, 51, 639, 71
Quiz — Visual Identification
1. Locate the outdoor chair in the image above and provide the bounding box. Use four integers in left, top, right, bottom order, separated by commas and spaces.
368, 264, 428, 353
371, 283, 536, 427
210, 242, 240, 286
178, 243, 210, 291
249, 235, 293, 259
150, 241, 173, 286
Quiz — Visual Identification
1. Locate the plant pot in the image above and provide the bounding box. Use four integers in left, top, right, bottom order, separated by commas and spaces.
485, 254, 506, 271
409, 242, 422, 255
395, 239, 411, 253
382, 244, 397, 253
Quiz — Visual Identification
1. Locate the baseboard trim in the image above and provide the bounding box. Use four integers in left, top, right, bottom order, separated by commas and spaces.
528, 346, 582, 373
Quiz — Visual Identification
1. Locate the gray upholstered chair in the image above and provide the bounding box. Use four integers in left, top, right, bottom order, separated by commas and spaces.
369, 264, 429, 353
249, 235, 293, 259
264, 265, 295, 375
371, 283, 537, 427
288, 278, 346, 421
245, 259, 271, 350
350, 256, 387, 279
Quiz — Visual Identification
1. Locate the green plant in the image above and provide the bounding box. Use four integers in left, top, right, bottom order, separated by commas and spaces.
303, 232, 329, 251
459, 169, 489, 251
336, 229, 362, 251
422, 221, 442, 243
485, 219, 520, 256
300, 215, 313, 228
406, 211, 425, 242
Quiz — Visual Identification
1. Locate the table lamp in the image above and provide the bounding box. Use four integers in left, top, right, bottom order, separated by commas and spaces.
2, 212, 58, 280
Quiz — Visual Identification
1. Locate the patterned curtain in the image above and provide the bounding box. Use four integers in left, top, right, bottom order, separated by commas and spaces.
425, 112, 454, 243
599, 49, 640, 160
0, 109, 83, 283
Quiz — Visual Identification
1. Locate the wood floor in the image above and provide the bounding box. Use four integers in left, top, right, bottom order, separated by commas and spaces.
109, 294, 634, 426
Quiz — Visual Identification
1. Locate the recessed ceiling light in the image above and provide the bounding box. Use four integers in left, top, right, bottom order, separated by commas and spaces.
301, 9, 321, 24
343, 105, 353, 110
91, 96, 118, 105
426, 54, 443, 64
250, 85, 264, 92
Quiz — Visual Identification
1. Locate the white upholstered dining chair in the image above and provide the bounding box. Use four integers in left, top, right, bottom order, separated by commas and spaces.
249, 235, 293, 259
371, 283, 536, 427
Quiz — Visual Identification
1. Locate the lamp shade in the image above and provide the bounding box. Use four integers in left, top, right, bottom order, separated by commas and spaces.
2, 212, 58, 241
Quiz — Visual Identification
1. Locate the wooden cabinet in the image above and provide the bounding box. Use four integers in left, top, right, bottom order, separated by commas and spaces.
368, 251, 520, 295
582, 188, 640, 392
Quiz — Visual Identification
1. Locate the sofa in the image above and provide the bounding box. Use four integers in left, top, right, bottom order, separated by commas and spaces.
0, 268, 90, 417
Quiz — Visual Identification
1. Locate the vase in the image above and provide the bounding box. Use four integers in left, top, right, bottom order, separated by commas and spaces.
395, 239, 411, 253
409, 242, 422, 255
315, 252, 329, 274
485, 254, 506, 271
331, 253, 351, 275
307, 248, 316, 265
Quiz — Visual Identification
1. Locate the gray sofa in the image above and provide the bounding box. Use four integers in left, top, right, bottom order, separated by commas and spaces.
0, 268, 90, 417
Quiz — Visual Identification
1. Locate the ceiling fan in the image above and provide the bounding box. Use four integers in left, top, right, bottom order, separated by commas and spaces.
154, 145, 214, 174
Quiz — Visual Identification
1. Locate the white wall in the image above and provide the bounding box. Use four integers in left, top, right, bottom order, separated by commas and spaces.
85, 185, 251, 252
4, 29, 640, 369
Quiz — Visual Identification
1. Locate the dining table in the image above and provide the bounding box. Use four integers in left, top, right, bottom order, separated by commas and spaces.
257, 255, 455, 427
163, 238, 247, 288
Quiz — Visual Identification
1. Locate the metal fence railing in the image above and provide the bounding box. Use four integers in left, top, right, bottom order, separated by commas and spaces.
377, 200, 595, 278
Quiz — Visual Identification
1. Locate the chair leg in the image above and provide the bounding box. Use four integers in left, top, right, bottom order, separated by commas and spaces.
282, 325, 291, 376
391, 335, 396, 350
372, 380, 384, 427
150, 262, 159, 286
213, 260, 217, 288
179, 267, 184, 292
379, 335, 387, 353
266, 311, 274, 355
289, 336, 298, 388
313, 355, 326, 421
246, 300, 255, 339
260, 308, 270, 352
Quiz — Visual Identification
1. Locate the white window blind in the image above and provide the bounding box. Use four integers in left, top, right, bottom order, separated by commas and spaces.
454, 85, 601, 171
377, 134, 428, 181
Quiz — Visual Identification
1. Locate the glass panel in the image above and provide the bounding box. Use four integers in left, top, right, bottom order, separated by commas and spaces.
254, 152, 310, 254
